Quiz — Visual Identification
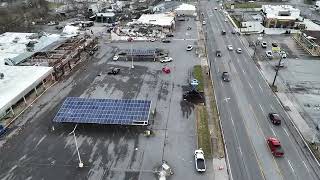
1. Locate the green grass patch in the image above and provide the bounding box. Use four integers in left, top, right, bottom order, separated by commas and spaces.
230, 15, 242, 28
224, 2, 261, 9
193, 65, 204, 92
308, 142, 320, 161
198, 106, 212, 158
48, 2, 64, 9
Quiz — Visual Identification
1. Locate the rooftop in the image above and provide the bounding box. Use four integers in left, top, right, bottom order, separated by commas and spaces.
136, 13, 175, 27
175, 3, 196, 11
262, 5, 300, 20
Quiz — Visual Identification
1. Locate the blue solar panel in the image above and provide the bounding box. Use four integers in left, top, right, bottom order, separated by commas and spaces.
53, 97, 152, 125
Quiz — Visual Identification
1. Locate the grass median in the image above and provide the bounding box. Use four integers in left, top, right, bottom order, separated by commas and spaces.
197, 106, 212, 158
193, 65, 204, 92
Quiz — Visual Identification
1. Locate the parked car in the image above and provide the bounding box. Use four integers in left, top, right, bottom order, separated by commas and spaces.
186, 45, 193, 51
269, 113, 282, 125
227, 45, 233, 51
267, 137, 284, 157
214, 7, 218, 10
113, 55, 119, 61
160, 57, 173, 63
195, 149, 206, 172
202, 21, 206, 25
236, 48, 242, 54
231, 30, 236, 34
266, 51, 273, 58
261, 41, 267, 48
280, 51, 287, 58
161, 39, 171, 43
107, 67, 120, 75
187, 26, 192, 30
272, 42, 279, 47
150, 38, 156, 42
48, 21, 59, 26
162, 66, 171, 74
222, 72, 230, 82
166, 33, 174, 37
221, 30, 226, 35
216, 50, 222, 57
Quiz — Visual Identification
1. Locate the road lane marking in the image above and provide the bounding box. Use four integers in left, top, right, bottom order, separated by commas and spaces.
248, 82, 253, 89
258, 83, 263, 92
239, 146, 243, 156
287, 159, 295, 173
283, 128, 289, 137
302, 161, 310, 172
259, 104, 265, 114
270, 105, 275, 111
270, 128, 276, 136
231, 116, 235, 127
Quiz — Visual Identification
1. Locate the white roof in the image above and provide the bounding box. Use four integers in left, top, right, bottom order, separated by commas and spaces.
62, 25, 79, 36
137, 14, 175, 27
175, 3, 196, 11
304, 19, 320, 31
262, 5, 300, 20
96, 12, 115, 17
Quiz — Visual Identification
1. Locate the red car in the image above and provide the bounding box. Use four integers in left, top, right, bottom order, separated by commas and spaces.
269, 113, 281, 125
162, 67, 171, 74
267, 137, 284, 157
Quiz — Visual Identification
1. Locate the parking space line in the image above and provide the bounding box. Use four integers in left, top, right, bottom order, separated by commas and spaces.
270, 128, 276, 136
258, 83, 263, 92
248, 82, 253, 89
270, 105, 275, 111
287, 159, 295, 173
283, 128, 290, 137
302, 161, 310, 172
259, 104, 265, 114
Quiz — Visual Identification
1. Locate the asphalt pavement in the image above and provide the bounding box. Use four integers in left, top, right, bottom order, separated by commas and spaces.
200, 0, 320, 179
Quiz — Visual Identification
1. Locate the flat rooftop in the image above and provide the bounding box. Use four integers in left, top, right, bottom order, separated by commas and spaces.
262, 5, 301, 20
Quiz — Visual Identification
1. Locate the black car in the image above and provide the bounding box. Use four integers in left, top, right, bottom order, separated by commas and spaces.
216, 50, 222, 57
272, 42, 278, 47
222, 72, 230, 82
161, 39, 171, 43
221, 30, 226, 35
269, 113, 281, 125
107, 67, 120, 75
166, 33, 174, 37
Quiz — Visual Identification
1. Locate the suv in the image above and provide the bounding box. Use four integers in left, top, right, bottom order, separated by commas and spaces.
222, 72, 230, 82
269, 113, 281, 125
216, 50, 222, 57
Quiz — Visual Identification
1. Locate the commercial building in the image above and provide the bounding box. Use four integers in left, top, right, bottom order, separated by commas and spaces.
175, 3, 196, 17
136, 13, 176, 31
262, 5, 302, 28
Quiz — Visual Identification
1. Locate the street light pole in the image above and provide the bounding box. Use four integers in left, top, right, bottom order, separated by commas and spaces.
272, 54, 283, 87
69, 124, 83, 168
131, 42, 134, 69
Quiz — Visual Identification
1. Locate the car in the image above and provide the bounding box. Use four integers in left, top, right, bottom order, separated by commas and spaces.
177, 17, 185, 21
55, 25, 64, 30
166, 33, 174, 37
269, 113, 282, 125
261, 41, 267, 48
280, 51, 287, 58
187, 26, 192, 30
236, 48, 242, 54
216, 50, 222, 57
231, 30, 236, 34
161, 39, 171, 43
162, 66, 171, 74
107, 67, 120, 75
266, 50, 273, 58
186, 45, 193, 51
275, 61, 285, 68
183, 90, 203, 101
222, 72, 230, 82
160, 57, 173, 63
150, 38, 156, 42
214, 7, 218, 10
272, 42, 278, 47
195, 149, 206, 172
227, 45, 233, 51
221, 30, 226, 35
202, 21, 206, 25
225, 19, 228, 22
267, 137, 284, 157
48, 21, 59, 26
113, 55, 119, 61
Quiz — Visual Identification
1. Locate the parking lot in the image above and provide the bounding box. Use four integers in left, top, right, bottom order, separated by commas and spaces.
0, 18, 213, 180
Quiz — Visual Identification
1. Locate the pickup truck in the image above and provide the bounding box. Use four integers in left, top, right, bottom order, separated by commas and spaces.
194, 149, 206, 172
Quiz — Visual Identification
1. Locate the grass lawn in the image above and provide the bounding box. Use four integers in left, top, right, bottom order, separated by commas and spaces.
193, 65, 204, 92
47, 2, 64, 10
197, 106, 212, 158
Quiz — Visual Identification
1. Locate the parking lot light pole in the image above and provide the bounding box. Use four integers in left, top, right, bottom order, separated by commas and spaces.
69, 124, 83, 168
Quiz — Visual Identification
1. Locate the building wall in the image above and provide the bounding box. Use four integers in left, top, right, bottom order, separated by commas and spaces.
264, 18, 296, 28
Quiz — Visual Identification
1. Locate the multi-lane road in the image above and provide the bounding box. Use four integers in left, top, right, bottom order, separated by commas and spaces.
199, 1, 320, 179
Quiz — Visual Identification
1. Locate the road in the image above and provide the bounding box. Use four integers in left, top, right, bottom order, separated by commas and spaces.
200, 1, 320, 180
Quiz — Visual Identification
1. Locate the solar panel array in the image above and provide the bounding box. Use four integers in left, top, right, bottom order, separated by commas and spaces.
53, 97, 151, 125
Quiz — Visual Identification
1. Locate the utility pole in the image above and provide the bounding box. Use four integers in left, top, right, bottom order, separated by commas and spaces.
272, 54, 283, 87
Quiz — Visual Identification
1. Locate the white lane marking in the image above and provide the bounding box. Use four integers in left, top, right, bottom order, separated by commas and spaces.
283, 128, 290, 137
239, 146, 243, 156
258, 83, 263, 92
231, 116, 235, 127
270, 104, 275, 111
220, 80, 223, 87
217, 66, 220, 73
302, 161, 310, 172
287, 159, 295, 173
259, 104, 265, 114
270, 128, 276, 136
248, 82, 253, 89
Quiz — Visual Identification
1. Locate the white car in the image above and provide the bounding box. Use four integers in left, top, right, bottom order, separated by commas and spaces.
195, 149, 206, 172
202, 21, 206, 25
160, 57, 173, 63
214, 7, 218, 10
186, 45, 193, 51
261, 41, 267, 48
225, 19, 228, 22
236, 48, 242, 53
113, 55, 119, 61
280, 51, 287, 58
227, 45, 233, 51
266, 51, 273, 58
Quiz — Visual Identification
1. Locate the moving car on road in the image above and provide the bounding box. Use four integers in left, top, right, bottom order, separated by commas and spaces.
227, 45, 233, 51
216, 50, 222, 57
166, 33, 174, 37
113, 55, 119, 61
161, 38, 171, 43
202, 21, 206, 25
107, 67, 120, 75
195, 149, 206, 172
186, 45, 193, 51
236, 48, 242, 54
269, 113, 282, 125
267, 137, 284, 157
222, 72, 230, 82
160, 57, 173, 63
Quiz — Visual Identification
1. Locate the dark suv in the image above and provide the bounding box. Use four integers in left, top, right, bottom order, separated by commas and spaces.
269, 113, 281, 125
222, 72, 230, 82
221, 30, 226, 35
216, 50, 222, 57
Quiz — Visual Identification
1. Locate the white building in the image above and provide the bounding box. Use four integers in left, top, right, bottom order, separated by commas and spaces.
136, 13, 175, 29
175, 3, 196, 17
262, 5, 302, 28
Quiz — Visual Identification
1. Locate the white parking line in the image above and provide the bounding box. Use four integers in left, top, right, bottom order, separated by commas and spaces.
287, 159, 295, 173
283, 128, 290, 137
248, 82, 253, 89
258, 104, 265, 114
270, 128, 276, 136
270, 104, 275, 111
231, 116, 235, 127
239, 146, 243, 156
258, 83, 263, 92
302, 161, 310, 172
